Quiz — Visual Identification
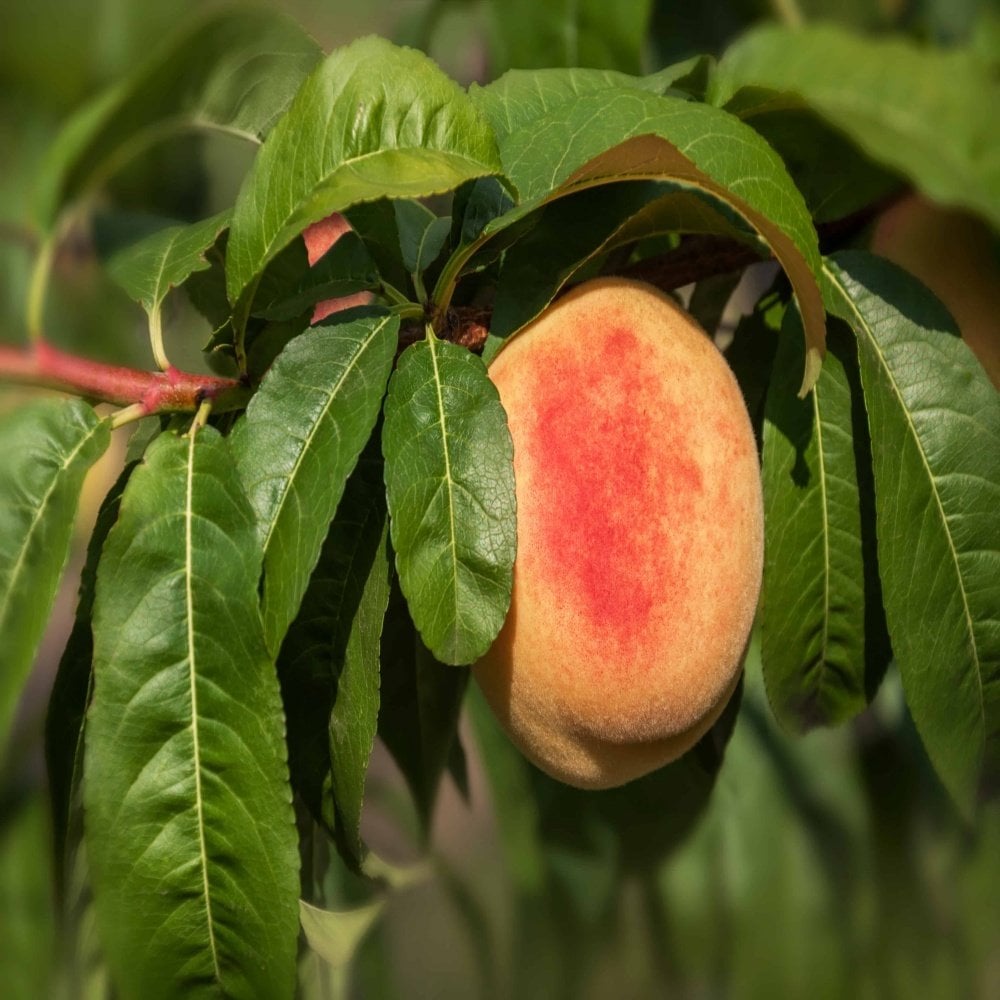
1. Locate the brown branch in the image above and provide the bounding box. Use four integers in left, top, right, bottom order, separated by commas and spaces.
0, 341, 247, 414
432, 194, 898, 353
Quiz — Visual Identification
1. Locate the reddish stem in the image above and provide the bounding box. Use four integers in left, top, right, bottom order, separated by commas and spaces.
0, 341, 246, 414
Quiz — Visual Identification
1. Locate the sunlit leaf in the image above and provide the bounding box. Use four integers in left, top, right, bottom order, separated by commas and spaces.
382, 335, 516, 664
85, 428, 299, 999
226, 36, 501, 307
231, 312, 398, 654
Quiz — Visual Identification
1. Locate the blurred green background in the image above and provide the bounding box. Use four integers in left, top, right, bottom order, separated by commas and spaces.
1, 2, 998, 998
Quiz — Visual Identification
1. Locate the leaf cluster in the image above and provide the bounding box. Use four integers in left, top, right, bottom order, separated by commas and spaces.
0, 7, 997, 996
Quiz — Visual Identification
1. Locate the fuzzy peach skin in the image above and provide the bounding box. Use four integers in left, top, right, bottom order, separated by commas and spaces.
473, 278, 763, 789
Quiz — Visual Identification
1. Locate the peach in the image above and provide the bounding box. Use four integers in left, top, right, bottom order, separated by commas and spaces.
473, 278, 763, 789
871, 195, 1000, 388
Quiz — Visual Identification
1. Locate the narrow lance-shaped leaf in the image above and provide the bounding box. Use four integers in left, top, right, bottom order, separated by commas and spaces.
35, 7, 321, 229
383, 335, 517, 665
464, 88, 825, 391
826, 250, 1000, 815
278, 445, 391, 865
230, 313, 398, 654
760, 307, 878, 732
225, 36, 502, 307
84, 427, 299, 1000
0, 399, 109, 749
712, 23, 1000, 228
45, 461, 136, 901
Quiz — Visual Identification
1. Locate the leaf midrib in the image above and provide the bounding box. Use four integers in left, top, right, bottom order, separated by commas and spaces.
829, 265, 985, 742
257, 316, 392, 559
426, 335, 461, 652
184, 427, 221, 983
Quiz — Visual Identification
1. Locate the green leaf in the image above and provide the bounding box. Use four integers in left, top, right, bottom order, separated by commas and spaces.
300, 899, 384, 971
826, 250, 1000, 814
736, 109, 900, 225
489, 180, 761, 346
45, 461, 135, 901
231, 313, 398, 654
84, 428, 299, 999
251, 229, 378, 322
484, 0, 653, 76
470, 62, 699, 144
35, 7, 321, 229
382, 336, 516, 664
761, 308, 878, 732
279, 445, 391, 864
394, 200, 451, 278
378, 583, 470, 832
452, 177, 515, 247
713, 24, 1000, 227
0, 399, 109, 750
345, 200, 412, 293
473, 88, 825, 392
106, 210, 232, 356
225, 36, 501, 307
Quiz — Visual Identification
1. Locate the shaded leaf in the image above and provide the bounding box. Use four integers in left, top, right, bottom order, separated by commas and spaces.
279, 445, 391, 865
394, 200, 451, 280
251, 230, 378, 322
0, 400, 109, 750
713, 24, 1000, 226
225, 36, 501, 307
35, 7, 321, 228
46, 461, 135, 901
738, 108, 900, 224
826, 250, 1000, 813
489, 180, 762, 347
484, 0, 652, 76
231, 313, 398, 654
85, 428, 299, 999
382, 335, 516, 664
378, 582, 470, 833
761, 308, 874, 731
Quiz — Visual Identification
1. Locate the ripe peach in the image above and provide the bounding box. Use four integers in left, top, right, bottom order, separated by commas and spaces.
473, 278, 763, 789
871, 195, 1000, 388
